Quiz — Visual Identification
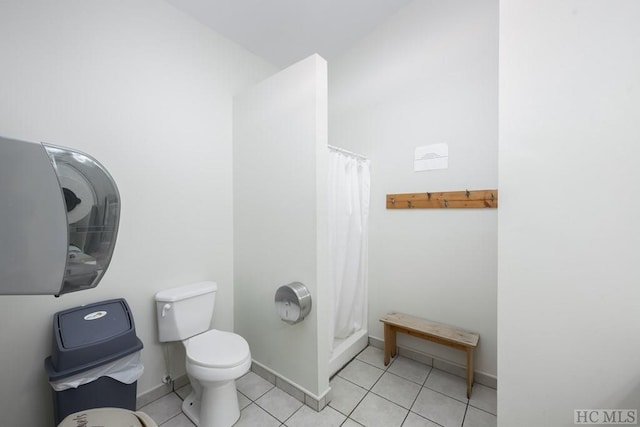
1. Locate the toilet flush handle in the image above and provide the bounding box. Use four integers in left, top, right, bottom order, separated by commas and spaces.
162, 303, 171, 317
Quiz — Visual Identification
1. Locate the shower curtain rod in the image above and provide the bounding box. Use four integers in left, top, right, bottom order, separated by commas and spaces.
328, 145, 369, 161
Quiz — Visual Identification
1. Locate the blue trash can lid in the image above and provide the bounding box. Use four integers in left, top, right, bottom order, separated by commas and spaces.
58, 300, 131, 348
48, 298, 142, 373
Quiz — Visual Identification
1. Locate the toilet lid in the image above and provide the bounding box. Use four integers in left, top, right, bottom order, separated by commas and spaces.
186, 329, 250, 368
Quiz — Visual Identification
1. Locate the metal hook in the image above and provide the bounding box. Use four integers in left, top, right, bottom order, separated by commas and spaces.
465, 189, 470, 198
391, 197, 396, 205
426, 192, 431, 200
444, 200, 449, 208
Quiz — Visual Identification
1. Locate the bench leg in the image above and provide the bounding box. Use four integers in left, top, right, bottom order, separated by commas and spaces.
383, 324, 396, 366
466, 348, 474, 398
390, 327, 397, 358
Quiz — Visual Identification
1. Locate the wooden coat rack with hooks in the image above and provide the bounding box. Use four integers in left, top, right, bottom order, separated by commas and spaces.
386, 189, 498, 209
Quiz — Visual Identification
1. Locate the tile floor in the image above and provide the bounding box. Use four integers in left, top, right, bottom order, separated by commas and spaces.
139, 346, 497, 427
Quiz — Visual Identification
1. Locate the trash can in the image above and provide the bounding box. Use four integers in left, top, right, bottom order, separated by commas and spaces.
44, 298, 144, 425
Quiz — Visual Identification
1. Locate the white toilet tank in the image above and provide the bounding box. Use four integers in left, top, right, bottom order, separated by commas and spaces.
155, 281, 217, 342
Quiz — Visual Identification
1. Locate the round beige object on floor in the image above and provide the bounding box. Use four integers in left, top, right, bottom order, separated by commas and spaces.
58, 407, 157, 427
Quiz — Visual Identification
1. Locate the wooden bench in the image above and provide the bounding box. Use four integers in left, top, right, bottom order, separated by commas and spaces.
380, 312, 480, 398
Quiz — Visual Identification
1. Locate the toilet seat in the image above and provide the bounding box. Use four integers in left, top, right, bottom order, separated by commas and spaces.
186, 329, 250, 369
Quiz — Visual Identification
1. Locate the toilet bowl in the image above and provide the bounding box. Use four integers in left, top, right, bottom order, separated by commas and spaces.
182, 329, 251, 426
155, 282, 251, 427
58, 408, 157, 427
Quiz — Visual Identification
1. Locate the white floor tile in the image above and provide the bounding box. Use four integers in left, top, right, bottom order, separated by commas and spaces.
234, 403, 281, 427
143, 346, 493, 427
238, 391, 252, 410
411, 388, 466, 427
328, 375, 367, 416
338, 359, 384, 389
371, 372, 421, 409
285, 404, 346, 427
387, 356, 431, 385
139, 392, 183, 425
468, 384, 497, 415
350, 393, 408, 427
256, 387, 304, 422
236, 371, 275, 400
402, 412, 440, 427
424, 368, 469, 403
159, 413, 195, 427
175, 384, 192, 400
463, 406, 497, 427
356, 346, 388, 370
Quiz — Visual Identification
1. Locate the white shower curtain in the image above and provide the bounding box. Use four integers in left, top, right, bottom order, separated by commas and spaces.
328, 147, 370, 350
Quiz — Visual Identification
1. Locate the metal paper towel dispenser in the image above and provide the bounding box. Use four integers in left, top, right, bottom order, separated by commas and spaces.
0, 135, 120, 296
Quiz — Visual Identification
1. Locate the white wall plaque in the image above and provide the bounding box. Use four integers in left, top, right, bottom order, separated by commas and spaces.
414, 143, 448, 171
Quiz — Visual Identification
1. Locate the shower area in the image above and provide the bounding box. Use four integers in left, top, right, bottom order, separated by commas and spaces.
234, 54, 369, 403
327, 145, 370, 376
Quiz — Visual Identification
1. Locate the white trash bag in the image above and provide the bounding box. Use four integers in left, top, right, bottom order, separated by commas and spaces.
50, 351, 143, 391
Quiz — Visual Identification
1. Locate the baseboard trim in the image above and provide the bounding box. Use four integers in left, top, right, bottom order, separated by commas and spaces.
368, 336, 497, 390
137, 336, 495, 412
250, 360, 332, 412
136, 374, 189, 410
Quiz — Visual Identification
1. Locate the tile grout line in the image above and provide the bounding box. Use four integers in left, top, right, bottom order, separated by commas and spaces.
338, 351, 450, 426
337, 348, 392, 425
404, 366, 433, 423
250, 400, 282, 426
460, 403, 470, 427
163, 347, 495, 427
467, 404, 497, 416
349, 350, 434, 426
421, 384, 469, 405
262, 392, 306, 426
241, 380, 290, 426
400, 366, 448, 427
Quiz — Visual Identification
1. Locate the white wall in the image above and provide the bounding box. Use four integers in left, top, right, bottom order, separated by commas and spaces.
330, 0, 498, 377
0, 1, 275, 425
233, 55, 330, 398
499, 1, 640, 425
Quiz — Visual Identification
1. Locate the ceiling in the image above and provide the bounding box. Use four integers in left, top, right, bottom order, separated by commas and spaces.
164, 0, 413, 68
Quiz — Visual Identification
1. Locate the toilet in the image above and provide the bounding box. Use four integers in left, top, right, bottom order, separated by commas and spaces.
155, 281, 251, 427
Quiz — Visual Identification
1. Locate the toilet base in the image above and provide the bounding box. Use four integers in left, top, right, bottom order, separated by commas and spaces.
182, 392, 201, 426
182, 380, 240, 427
